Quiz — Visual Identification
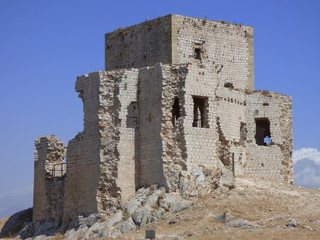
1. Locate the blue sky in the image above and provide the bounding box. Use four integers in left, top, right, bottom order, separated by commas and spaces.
1, 0, 320, 218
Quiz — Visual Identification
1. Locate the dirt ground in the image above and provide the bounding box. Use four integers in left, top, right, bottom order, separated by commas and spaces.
1, 177, 320, 240
0, 218, 8, 234
101, 178, 320, 240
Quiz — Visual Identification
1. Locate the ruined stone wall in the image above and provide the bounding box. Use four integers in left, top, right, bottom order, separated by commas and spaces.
115, 69, 139, 201
138, 64, 166, 187
33, 15, 295, 224
97, 69, 139, 204
245, 91, 293, 183
215, 87, 247, 174
44, 178, 65, 222
64, 69, 140, 219
33, 136, 66, 222
105, 15, 172, 71
64, 72, 102, 219
183, 64, 218, 170
172, 15, 254, 91
160, 64, 188, 190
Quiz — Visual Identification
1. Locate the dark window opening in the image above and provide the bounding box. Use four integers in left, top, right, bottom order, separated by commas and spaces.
255, 118, 271, 146
126, 101, 138, 128
224, 82, 234, 89
172, 98, 180, 126
192, 96, 208, 128
194, 48, 201, 60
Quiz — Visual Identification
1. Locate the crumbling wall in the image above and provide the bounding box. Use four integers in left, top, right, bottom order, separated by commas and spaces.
64, 69, 140, 220
215, 87, 247, 175
138, 64, 166, 187
245, 91, 293, 183
160, 64, 188, 191
33, 135, 66, 222
64, 72, 102, 219
115, 69, 139, 201
98, 69, 139, 206
171, 14, 254, 91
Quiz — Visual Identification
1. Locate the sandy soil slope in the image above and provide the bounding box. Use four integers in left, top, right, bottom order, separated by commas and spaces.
1, 177, 320, 240
101, 177, 320, 240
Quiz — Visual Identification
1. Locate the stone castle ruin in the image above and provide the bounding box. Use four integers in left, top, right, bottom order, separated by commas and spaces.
33, 14, 293, 224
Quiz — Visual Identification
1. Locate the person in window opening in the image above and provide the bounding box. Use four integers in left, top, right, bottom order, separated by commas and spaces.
264, 136, 271, 146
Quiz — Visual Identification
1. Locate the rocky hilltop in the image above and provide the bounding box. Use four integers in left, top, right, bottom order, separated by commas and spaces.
1, 177, 320, 240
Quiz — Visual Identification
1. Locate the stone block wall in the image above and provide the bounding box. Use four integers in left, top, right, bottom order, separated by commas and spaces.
172, 14, 254, 91
115, 69, 139, 201
183, 64, 218, 170
160, 64, 188, 191
33, 136, 66, 222
105, 15, 172, 70
63, 72, 102, 220
138, 64, 166, 187
245, 91, 293, 183
105, 14, 253, 91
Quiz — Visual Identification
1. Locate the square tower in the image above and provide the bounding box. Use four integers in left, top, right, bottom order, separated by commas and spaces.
105, 14, 254, 91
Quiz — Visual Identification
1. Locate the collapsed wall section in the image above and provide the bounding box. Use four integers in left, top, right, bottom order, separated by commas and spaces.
33, 135, 66, 222
64, 72, 102, 219
245, 91, 293, 183
98, 69, 139, 204
160, 64, 188, 190
215, 87, 247, 175
64, 69, 140, 220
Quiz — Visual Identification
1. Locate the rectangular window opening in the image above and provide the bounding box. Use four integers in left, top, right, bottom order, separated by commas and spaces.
172, 97, 180, 126
192, 96, 208, 128
194, 48, 201, 60
255, 118, 271, 146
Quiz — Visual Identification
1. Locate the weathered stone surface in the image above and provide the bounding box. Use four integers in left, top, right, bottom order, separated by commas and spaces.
119, 217, 137, 234
215, 213, 234, 223
131, 207, 152, 226
159, 195, 192, 212
225, 218, 261, 229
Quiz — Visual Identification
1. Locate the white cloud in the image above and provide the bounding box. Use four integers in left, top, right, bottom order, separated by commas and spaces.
293, 147, 320, 165
294, 166, 320, 189
293, 147, 320, 189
